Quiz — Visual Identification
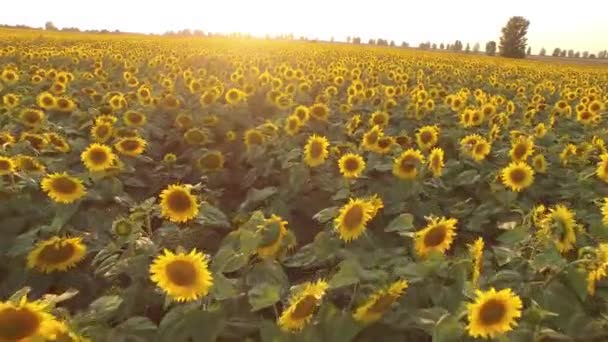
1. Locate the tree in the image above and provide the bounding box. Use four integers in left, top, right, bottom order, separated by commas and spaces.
567, 49, 574, 58
368, 39, 376, 45
432, 43, 437, 49
499, 16, 530, 58
575, 51, 581, 58
473, 43, 480, 53
559, 50, 567, 57
45, 21, 57, 31
440, 43, 445, 49
352, 37, 361, 44
465, 43, 471, 53
526, 46, 531, 55
583, 51, 589, 58
485, 41, 497, 56
539, 48, 546, 56
552, 48, 561, 57
401, 41, 409, 48
347, 36, 351, 43
453, 40, 463, 52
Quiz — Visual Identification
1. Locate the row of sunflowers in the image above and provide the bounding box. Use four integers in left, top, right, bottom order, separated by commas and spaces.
1, 28, 608, 341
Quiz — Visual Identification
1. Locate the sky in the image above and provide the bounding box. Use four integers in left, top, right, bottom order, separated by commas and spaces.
0, 0, 606, 53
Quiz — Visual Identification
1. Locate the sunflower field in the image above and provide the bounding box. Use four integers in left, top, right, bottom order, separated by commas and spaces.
1, 28, 608, 341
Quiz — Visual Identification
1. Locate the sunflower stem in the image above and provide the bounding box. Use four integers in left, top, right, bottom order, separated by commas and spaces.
347, 283, 358, 310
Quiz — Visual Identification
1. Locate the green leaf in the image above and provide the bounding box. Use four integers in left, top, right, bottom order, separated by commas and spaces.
111, 316, 157, 340
313, 206, 339, 224
248, 283, 282, 311
432, 314, 464, 342
329, 258, 362, 289
196, 202, 230, 229
211, 273, 239, 300
318, 304, 364, 342
453, 169, 480, 186
488, 270, 522, 287
213, 245, 248, 273
384, 213, 414, 233
564, 267, 588, 301
246, 261, 288, 310
87, 295, 123, 321
492, 246, 517, 266
158, 306, 225, 342
240, 187, 278, 211
496, 225, 529, 246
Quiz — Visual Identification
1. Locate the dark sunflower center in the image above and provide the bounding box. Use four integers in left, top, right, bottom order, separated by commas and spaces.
95, 125, 110, 138
399, 156, 418, 173
509, 168, 526, 184
247, 133, 263, 145
127, 113, 143, 124
167, 190, 193, 213
431, 155, 441, 168
120, 140, 141, 151
0, 160, 11, 171
24, 135, 44, 149
23, 111, 41, 124
228, 91, 238, 100
420, 131, 433, 144
373, 115, 386, 125
343, 205, 364, 230
483, 107, 493, 115
581, 112, 591, 120
377, 138, 390, 149
312, 107, 326, 118
38, 242, 76, 264
366, 132, 379, 145
478, 299, 506, 325
474, 143, 486, 154
513, 144, 527, 159
165, 260, 197, 286
309, 142, 324, 159
344, 158, 360, 172
51, 177, 78, 194
288, 119, 298, 130
186, 130, 206, 144
423, 225, 447, 247
199, 154, 221, 170
88, 148, 109, 165
291, 295, 317, 319
57, 99, 69, 108
368, 294, 396, 313
0, 307, 41, 340
140, 89, 149, 97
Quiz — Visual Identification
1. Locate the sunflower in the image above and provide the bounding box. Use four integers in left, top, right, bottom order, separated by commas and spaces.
123, 110, 147, 127
257, 214, 290, 259
303, 135, 330, 168
346, 115, 362, 136
90, 122, 113, 143
114, 137, 147, 156
334, 198, 374, 242
183, 128, 208, 146
596, 153, 608, 183
601, 198, 608, 226
361, 125, 384, 152
393, 149, 425, 180
284, 115, 302, 136
416, 126, 439, 150
531, 154, 547, 173
375, 136, 395, 154
43, 132, 70, 153
0, 156, 16, 176
19, 108, 45, 128
537, 204, 577, 253
309, 103, 330, 121
159, 184, 199, 223
225, 130, 237, 142
469, 237, 484, 287
0, 68, 19, 84
338, 153, 366, 179
2, 93, 21, 108
428, 147, 445, 177
466, 288, 523, 339
225, 88, 246, 104
353, 280, 408, 323
81, 143, 117, 172
470, 140, 491, 162
20, 132, 48, 150
16, 155, 46, 173
27, 236, 87, 273
0, 297, 61, 341
414, 217, 458, 258
501, 162, 534, 192
41, 173, 86, 204
278, 280, 328, 332
0, 131, 15, 148
534, 123, 547, 138
197, 151, 224, 172
369, 111, 390, 127
585, 244, 608, 296
561, 144, 578, 166
150, 249, 213, 302
244, 129, 265, 150
293, 105, 310, 124
509, 136, 535, 162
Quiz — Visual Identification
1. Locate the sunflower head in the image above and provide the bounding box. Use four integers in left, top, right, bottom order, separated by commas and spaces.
184, 128, 208, 146
159, 184, 199, 223
334, 198, 374, 242
428, 147, 445, 177
467, 288, 523, 339
284, 115, 302, 136
538, 204, 577, 253
0, 156, 16, 176
197, 151, 224, 172
338, 153, 366, 179
0, 297, 62, 341
27, 236, 87, 273
471, 140, 491, 162
41, 172, 86, 204
19, 108, 45, 128
16, 155, 46, 173
244, 129, 265, 150
257, 214, 291, 259
45, 133, 71, 153
309, 103, 330, 121
414, 216, 458, 258
278, 280, 328, 332
361, 125, 384, 152
369, 111, 390, 127
81, 143, 117, 172
393, 149, 425, 180
90, 122, 114, 143
303, 135, 330, 168
509, 136, 535, 162
501, 162, 534, 192
115, 137, 147, 156
531, 154, 547, 173
123, 110, 147, 127
353, 280, 408, 323
150, 249, 213, 302
416, 126, 439, 150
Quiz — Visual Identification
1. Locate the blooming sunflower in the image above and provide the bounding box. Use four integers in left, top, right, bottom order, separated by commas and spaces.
534, 123, 547, 138
41, 172, 86, 204
184, 128, 209, 146
469, 237, 484, 287
309, 103, 330, 121
509, 136, 535, 162
303, 135, 330, 167
244, 129, 265, 150
501, 162, 534, 192
0, 156, 16, 176
114, 137, 147, 156
150, 249, 213, 302
19, 108, 45, 128
45, 133, 71, 153
90, 122, 114, 143
361, 125, 384, 152
428, 147, 445, 177
81, 143, 117, 172
123, 110, 147, 127
531, 154, 547, 173
369, 111, 390, 127
0, 297, 61, 341
334, 198, 374, 242
20, 132, 48, 150
284, 115, 301, 136
393, 149, 425, 180
159, 184, 199, 223
16, 155, 46, 173
596, 153, 608, 183
27, 236, 86, 273
338, 153, 365, 179
601, 198, 608, 226
537, 204, 577, 253
414, 217, 458, 258
353, 280, 408, 323
278, 280, 329, 332
293, 105, 310, 124
415, 126, 439, 150
467, 288, 522, 339
585, 244, 608, 296
257, 214, 290, 259
197, 151, 224, 172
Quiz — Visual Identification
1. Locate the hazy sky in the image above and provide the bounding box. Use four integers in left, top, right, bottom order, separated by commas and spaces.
1, 0, 606, 52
